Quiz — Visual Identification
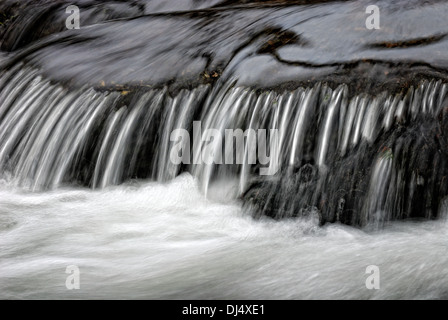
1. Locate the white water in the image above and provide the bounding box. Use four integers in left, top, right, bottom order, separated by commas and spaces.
1, 173, 447, 299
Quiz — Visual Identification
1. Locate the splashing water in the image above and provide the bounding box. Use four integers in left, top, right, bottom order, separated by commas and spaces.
1, 174, 448, 299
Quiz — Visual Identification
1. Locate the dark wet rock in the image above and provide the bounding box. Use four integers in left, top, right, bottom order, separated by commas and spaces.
0, 0, 145, 51
242, 89, 448, 227
1, 0, 448, 94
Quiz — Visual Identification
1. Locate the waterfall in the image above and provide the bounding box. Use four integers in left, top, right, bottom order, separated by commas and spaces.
0, 65, 447, 226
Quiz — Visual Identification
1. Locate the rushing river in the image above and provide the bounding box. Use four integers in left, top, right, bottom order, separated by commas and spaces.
1, 0, 448, 300
1, 173, 447, 299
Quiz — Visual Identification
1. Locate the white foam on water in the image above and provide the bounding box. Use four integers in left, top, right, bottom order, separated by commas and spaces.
1, 173, 447, 299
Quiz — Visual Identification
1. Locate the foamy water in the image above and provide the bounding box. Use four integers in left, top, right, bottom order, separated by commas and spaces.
1, 173, 447, 299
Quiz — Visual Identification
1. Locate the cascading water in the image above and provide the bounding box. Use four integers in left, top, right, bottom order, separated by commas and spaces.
2, 0, 448, 300
1, 65, 446, 227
